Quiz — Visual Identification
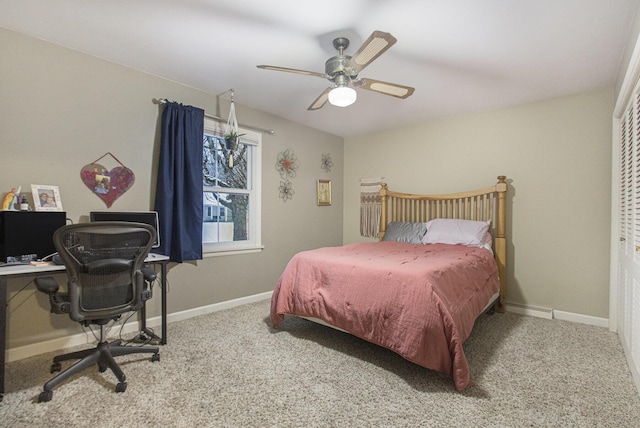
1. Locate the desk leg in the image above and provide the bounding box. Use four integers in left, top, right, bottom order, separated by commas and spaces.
160, 262, 167, 345
0, 277, 6, 402
139, 262, 167, 345
139, 299, 161, 344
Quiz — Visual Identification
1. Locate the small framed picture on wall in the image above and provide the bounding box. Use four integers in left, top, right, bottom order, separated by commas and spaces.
317, 179, 331, 206
32, 185, 63, 211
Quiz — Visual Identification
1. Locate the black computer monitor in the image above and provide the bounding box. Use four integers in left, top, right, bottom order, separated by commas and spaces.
89, 211, 160, 248
0, 211, 67, 263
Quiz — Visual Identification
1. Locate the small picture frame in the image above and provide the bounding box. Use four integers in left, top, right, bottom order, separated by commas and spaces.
94, 174, 111, 195
31, 185, 63, 211
317, 179, 332, 206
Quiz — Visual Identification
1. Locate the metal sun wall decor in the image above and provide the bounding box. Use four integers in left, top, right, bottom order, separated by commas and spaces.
276, 148, 299, 202
321, 153, 333, 172
279, 179, 295, 202
276, 148, 299, 179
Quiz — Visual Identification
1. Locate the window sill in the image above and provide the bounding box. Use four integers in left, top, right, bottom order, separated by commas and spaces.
203, 245, 265, 258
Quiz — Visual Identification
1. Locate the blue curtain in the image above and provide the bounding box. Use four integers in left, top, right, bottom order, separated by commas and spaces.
154, 102, 204, 262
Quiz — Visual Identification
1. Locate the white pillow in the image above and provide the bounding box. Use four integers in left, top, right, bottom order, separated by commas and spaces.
422, 219, 491, 248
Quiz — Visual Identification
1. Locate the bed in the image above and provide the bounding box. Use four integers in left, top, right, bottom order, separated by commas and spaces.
270, 176, 508, 390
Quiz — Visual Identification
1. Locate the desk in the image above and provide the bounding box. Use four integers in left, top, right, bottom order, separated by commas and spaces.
0, 254, 169, 402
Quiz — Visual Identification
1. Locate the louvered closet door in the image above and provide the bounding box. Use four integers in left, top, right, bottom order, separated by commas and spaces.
618, 89, 640, 377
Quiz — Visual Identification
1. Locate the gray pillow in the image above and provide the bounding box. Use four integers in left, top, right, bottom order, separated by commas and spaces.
381, 222, 427, 244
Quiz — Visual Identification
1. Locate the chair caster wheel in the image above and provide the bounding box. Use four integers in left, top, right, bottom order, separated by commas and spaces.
98, 362, 107, 373
38, 390, 53, 403
151, 353, 160, 362
115, 382, 127, 393
50, 362, 61, 373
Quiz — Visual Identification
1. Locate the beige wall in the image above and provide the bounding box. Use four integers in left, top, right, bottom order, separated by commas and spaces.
343, 88, 613, 318
615, 2, 640, 102
0, 28, 343, 349
0, 23, 616, 352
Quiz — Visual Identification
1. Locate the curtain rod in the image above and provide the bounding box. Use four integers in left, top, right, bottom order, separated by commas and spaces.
155, 98, 275, 135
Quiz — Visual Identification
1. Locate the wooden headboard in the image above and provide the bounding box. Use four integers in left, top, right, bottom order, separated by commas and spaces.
379, 175, 507, 312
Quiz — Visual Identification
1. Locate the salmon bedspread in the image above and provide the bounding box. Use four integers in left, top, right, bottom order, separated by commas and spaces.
270, 241, 500, 391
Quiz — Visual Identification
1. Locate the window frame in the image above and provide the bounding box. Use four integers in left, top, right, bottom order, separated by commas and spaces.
202, 117, 262, 256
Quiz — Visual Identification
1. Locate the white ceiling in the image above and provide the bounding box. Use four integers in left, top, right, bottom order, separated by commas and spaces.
1, 0, 638, 137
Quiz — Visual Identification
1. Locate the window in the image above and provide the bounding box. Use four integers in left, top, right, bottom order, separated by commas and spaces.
202, 117, 262, 255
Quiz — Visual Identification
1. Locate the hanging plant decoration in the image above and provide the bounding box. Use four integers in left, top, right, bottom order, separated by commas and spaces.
224, 89, 244, 167
80, 152, 135, 208
279, 179, 295, 202
321, 153, 333, 172
224, 132, 245, 151
275, 148, 299, 179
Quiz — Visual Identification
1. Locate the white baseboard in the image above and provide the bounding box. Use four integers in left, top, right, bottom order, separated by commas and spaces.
7, 291, 273, 363
164, 291, 272, 324
505, 302, 609, 327
552, 310, 609, 328
7, 318, 145, 363
9, 293, 608, 362
505, 302, 553, 319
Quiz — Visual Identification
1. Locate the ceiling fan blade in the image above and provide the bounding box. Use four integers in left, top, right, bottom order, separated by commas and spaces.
257, 65, 327, 79
356, 78, 415, 99
347, 31, 397, 72
308, 87, 331, 110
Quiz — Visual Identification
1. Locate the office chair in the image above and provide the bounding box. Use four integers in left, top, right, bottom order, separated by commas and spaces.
34, 222, 160, 403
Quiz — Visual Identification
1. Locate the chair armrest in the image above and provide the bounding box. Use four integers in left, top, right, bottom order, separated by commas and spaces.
140, 267, 156, 302
35, 276, 60, 294
141, 267, 157, 282
34, 276, 70, 314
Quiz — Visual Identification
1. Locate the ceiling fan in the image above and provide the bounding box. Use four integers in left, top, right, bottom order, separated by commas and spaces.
257, 30, 415, 110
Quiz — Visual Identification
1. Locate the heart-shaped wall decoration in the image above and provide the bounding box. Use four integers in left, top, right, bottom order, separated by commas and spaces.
80, 162, 135, 208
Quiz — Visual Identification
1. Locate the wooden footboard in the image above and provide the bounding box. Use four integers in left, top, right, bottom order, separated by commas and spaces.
379, 176, 508, 312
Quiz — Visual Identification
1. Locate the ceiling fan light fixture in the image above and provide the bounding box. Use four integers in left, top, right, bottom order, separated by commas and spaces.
257, 31, 412, 110
328, 86, 357, 107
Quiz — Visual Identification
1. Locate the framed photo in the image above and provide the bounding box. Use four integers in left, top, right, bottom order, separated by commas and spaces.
31, 185, 63, 211
317, 179, 332, 206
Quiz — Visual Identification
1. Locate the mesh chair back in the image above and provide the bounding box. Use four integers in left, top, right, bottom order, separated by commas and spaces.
53, 222, 156, 322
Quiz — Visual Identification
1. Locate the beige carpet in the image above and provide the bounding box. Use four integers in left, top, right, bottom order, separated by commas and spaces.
1, 299, 639, 427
